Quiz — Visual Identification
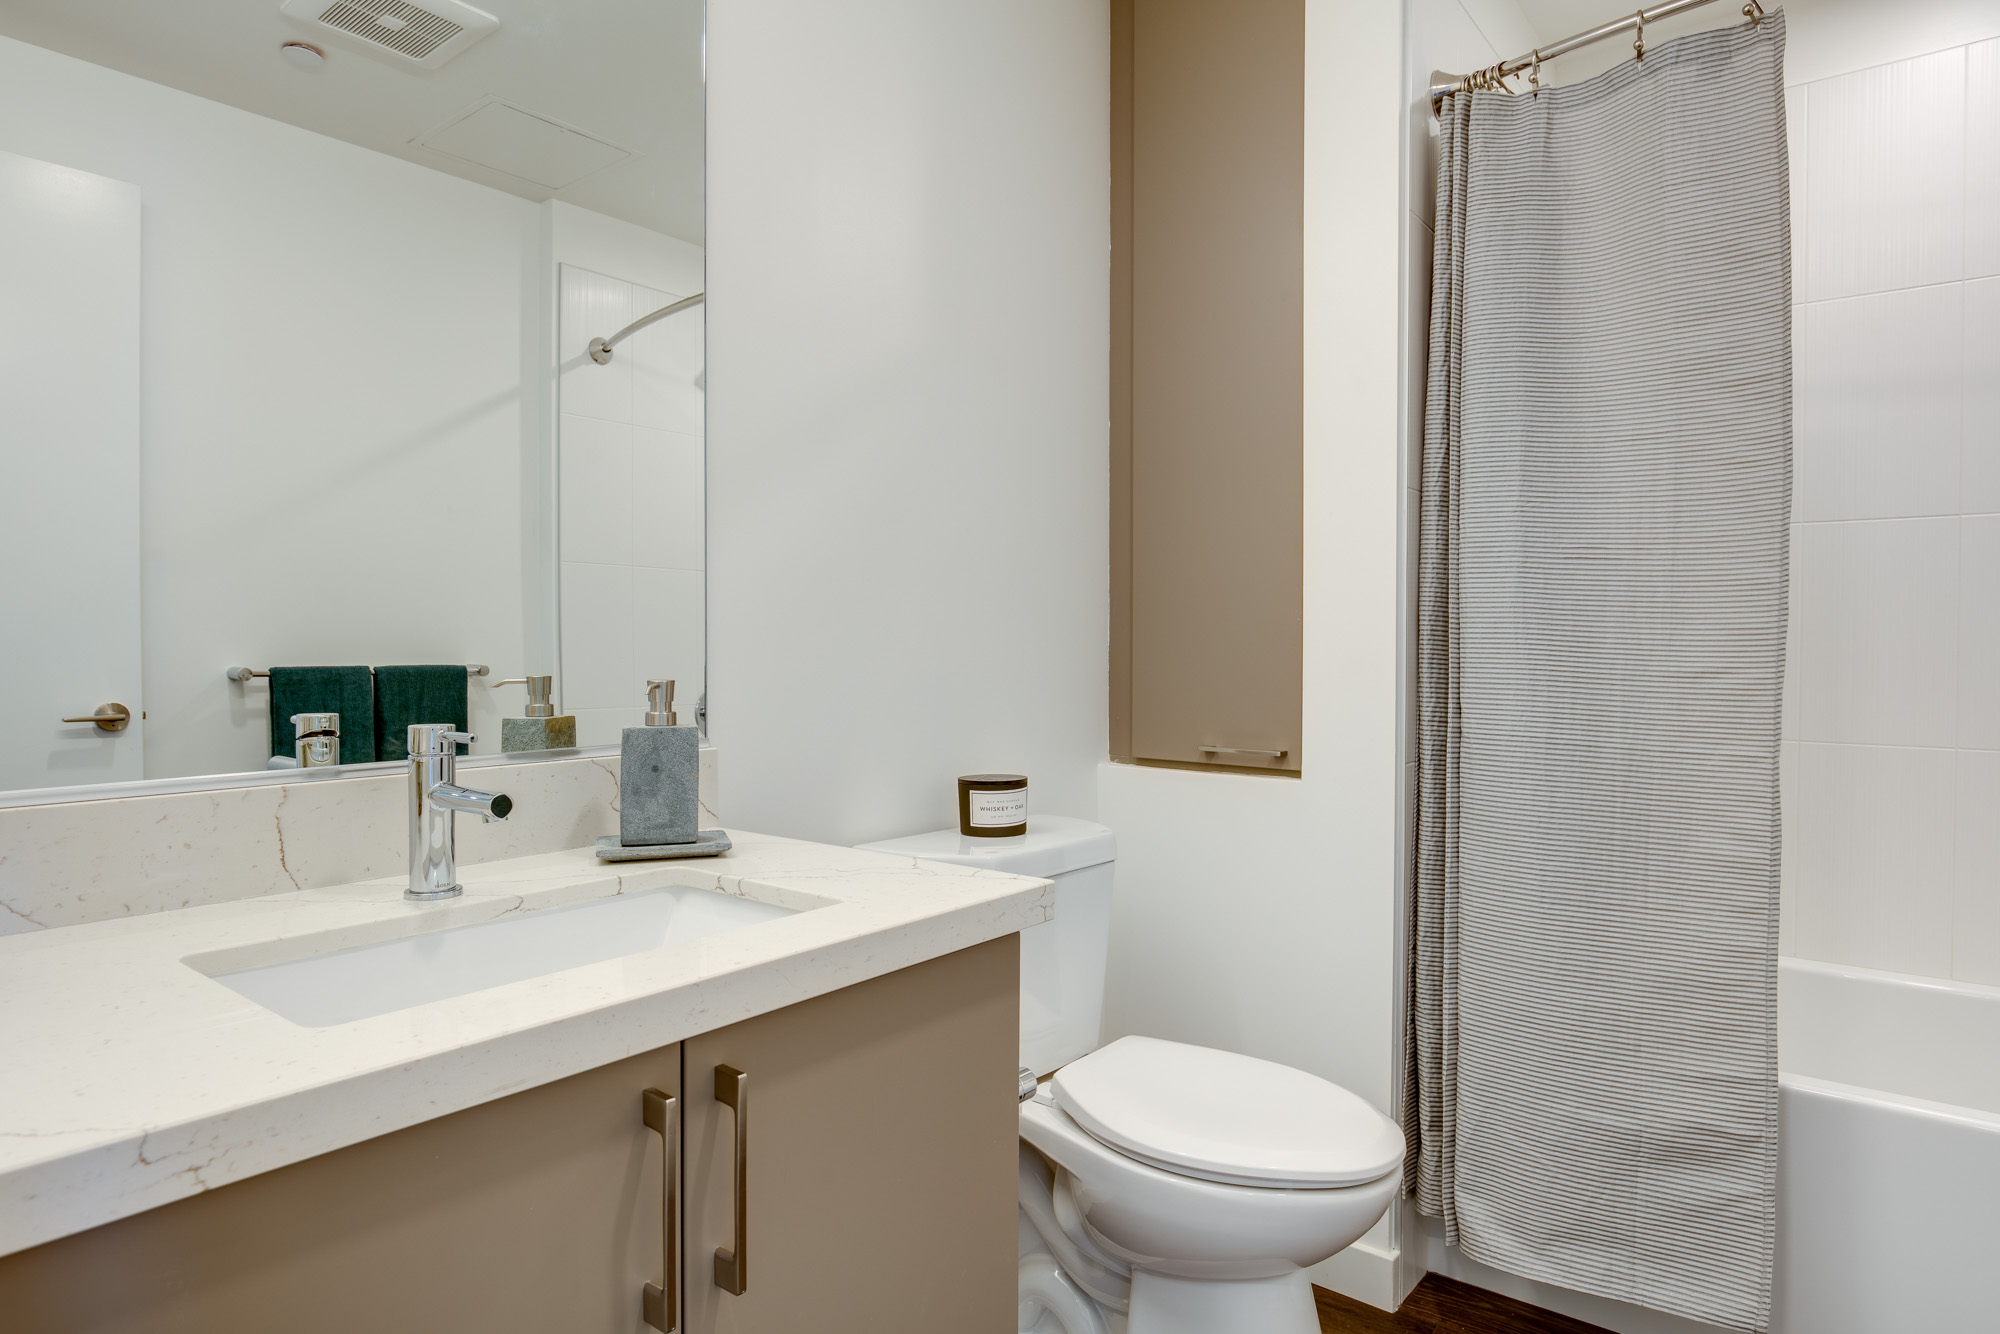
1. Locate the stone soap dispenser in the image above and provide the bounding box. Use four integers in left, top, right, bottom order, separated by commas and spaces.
494, 675, 577, 752
599, 679, 727, 860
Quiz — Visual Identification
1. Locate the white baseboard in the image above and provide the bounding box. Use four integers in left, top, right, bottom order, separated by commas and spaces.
1306, 1240, 1401, 1311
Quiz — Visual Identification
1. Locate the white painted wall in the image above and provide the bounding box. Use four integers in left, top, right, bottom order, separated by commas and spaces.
703, 0, 1110, 846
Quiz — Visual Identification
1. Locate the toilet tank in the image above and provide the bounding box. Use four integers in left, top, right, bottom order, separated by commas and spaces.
856, 815, 1115, 1076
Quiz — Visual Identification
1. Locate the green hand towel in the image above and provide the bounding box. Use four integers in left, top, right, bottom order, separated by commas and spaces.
375, 665, 470, 761
268, 666, 377, 763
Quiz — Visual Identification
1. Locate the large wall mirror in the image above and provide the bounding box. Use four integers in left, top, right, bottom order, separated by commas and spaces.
0, 0, 704, 796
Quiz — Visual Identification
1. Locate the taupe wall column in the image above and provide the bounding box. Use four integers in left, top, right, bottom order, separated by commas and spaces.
1110, 0, 1305, 774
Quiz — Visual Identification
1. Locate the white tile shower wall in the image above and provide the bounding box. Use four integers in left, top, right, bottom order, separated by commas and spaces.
1788, 32, 2000, 987
1972, 40, 2000, 277
558, 264, 705, 747
1799, 285, 1962, 521
1968, 276, 2000, 511
1803, 47, 1965, 302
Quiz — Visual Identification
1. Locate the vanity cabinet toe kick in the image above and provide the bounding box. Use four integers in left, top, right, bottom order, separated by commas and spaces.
0, 936, 1021, 1334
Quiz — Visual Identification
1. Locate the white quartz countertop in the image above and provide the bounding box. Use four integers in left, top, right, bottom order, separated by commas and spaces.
0, 830, 1050, 1258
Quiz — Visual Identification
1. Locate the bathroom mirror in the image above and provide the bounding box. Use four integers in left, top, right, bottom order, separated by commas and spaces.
0, 0, 704, 797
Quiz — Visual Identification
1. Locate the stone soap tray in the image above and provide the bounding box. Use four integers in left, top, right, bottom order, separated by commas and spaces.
595, 830, 733, 862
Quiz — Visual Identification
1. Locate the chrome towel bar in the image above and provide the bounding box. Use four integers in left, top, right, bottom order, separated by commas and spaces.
228, 664, 489, 682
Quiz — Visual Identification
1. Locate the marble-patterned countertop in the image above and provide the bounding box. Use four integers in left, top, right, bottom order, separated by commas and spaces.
0, 831, 1050, 1258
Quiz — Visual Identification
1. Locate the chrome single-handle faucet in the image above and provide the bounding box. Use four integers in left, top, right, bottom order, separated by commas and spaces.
407, 723, 513, 901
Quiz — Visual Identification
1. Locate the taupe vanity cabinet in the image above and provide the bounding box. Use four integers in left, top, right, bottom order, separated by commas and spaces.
1110, 0, 1305, 774
0, 937, 1018, 1334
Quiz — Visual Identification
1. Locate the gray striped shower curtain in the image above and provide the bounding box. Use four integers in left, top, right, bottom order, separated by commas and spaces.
1407, 13, 1790, 1332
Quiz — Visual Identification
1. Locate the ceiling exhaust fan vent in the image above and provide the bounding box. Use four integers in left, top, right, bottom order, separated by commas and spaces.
279, 0, 498, 70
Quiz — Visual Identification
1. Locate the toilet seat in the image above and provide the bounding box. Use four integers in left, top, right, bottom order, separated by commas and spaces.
1050, 1036, 1403, 1189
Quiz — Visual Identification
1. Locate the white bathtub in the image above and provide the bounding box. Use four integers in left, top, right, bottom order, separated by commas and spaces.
1775, 957, 2000, 1333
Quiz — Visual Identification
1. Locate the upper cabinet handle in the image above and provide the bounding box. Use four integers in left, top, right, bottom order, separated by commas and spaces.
713, 1065, 748, 1296
642, 1088, 679, 1332
1198, 744, 1286, 758
60, 703, 131, 733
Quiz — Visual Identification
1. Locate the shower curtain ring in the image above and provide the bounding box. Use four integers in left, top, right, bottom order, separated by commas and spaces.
1530, 49, 1542, 96
1742, 0, 1765, 23
1633, 11, 1645, 61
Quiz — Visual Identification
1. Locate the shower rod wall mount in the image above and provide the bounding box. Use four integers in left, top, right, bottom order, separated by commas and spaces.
587, 291, 705, 365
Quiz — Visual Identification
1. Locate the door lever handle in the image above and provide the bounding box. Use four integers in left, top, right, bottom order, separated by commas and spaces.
60, 703, 131, 733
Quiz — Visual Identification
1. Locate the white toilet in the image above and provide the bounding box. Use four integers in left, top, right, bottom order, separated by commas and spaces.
856, 817, 1404, 1334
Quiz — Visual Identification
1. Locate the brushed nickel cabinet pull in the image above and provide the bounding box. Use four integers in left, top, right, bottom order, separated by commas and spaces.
1197, 744, 1286, 759
642, 1088, 679, 1332
712, 1065, 748, 1295
60, 703, 131, 733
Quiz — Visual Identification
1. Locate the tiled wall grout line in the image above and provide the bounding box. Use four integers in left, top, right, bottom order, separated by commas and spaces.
1802, 275, 1968, 303
1795, 740, 1974, 755
1796, 512, 1998, 527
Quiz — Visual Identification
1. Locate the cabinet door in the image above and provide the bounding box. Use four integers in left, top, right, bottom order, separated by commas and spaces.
0, 1043, 681, 1334
1111, 0, 1305, 773
681, 936, 1020, 1334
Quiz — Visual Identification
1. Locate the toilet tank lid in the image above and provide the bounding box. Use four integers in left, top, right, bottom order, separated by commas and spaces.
1052, 1036, 1406, 1189
854, 814, 1114, 879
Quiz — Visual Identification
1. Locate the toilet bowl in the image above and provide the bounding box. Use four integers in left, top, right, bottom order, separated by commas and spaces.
853, 820, 1402, 1334
1016, 1036, 1403, 1334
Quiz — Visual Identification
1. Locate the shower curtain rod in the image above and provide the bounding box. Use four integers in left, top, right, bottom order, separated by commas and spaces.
586, 291, 704, 365
1430, 0, 1763, 106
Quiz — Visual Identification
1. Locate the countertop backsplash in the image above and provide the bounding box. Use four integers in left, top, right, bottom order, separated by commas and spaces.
0, 749, 718, 935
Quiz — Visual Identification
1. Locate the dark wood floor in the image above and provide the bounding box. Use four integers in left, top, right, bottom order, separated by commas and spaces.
1316, 1277, 1614, 1334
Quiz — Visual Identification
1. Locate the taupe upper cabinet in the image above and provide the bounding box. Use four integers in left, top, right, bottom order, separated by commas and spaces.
1111, 0, 1305, 774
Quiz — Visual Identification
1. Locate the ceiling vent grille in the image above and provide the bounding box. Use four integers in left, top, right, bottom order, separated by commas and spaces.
279, 0, 498, 70
319, 0, 460, 60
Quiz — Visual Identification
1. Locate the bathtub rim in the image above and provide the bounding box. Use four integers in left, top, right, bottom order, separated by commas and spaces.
1780, 1072, 2000, 1133
1781, 954, 2000, 1006
1779, 956, 2000, 1121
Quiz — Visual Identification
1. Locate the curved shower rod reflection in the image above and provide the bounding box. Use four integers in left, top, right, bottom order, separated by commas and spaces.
587, 291, 704, 365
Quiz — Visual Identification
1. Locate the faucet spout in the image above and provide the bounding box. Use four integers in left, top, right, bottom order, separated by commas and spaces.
428, 783, 513, 823
406, 724, 513, 901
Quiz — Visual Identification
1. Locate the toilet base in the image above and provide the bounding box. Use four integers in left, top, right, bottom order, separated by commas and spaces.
1125, 1268, 1319, 1334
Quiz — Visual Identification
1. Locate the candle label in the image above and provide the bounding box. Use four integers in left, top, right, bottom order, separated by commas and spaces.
968, 787, 1027, 827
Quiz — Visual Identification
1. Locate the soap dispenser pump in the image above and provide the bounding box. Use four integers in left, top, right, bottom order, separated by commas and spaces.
618, 679, 699, 847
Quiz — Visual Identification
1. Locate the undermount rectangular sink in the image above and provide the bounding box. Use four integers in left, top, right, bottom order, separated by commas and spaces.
204, 887, 798, 1028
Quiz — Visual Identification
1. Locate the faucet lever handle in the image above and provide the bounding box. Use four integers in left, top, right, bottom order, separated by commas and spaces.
406, 723, 476, 755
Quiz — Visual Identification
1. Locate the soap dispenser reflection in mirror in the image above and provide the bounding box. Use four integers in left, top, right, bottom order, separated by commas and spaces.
493, 675, 577, 752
